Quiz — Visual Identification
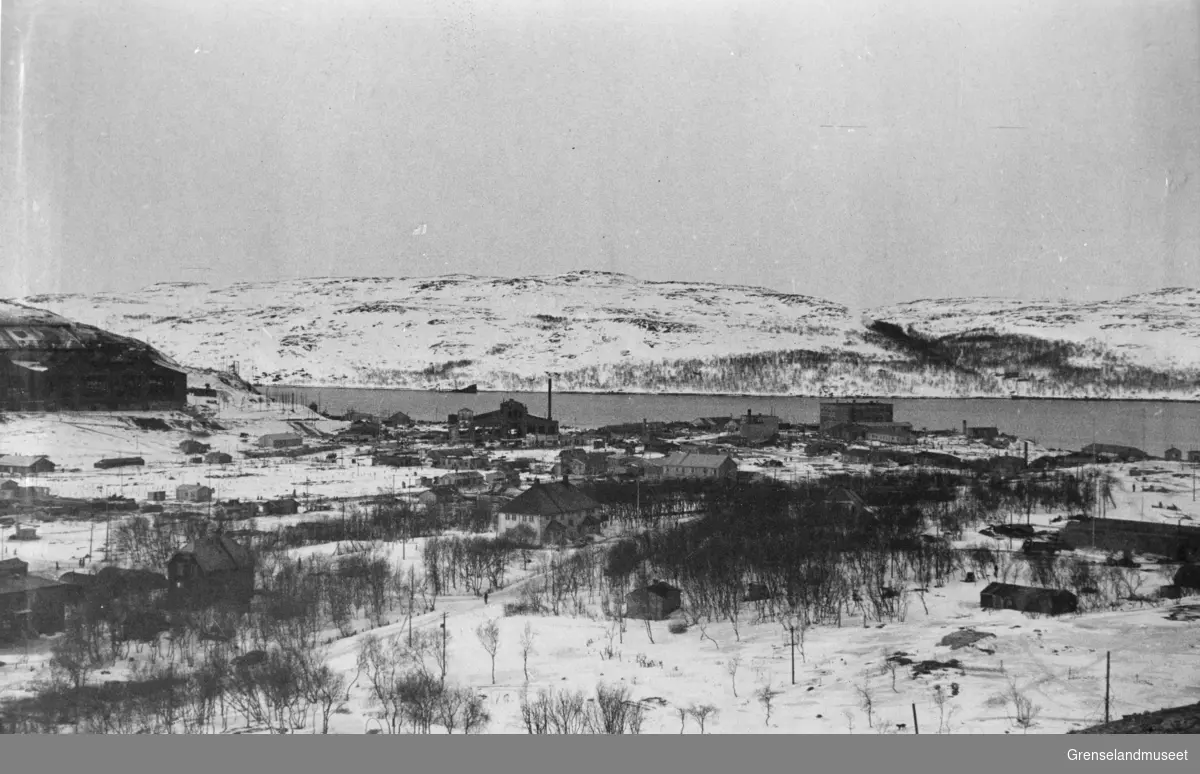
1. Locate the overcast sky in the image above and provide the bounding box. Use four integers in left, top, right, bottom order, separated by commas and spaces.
2, 0, 1197, 308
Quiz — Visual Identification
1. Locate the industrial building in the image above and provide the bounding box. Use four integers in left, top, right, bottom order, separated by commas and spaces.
819, 401, 894, 431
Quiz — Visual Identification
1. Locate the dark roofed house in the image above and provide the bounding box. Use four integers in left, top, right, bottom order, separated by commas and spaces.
0, 455, 55, 475
1165, 447, 1183, 462
980, 582, 1078, 616
624, 580, 682, 620
0, 559, 83, 640
261, 497, 299, 516
383, 410, 415, 428
167, 534, 255, 608
179, 439, 211, 455
1189, 450, 1200, 464
498, 479, 602, 544
204, 451, 233, 465
1080, 443, 1149, 462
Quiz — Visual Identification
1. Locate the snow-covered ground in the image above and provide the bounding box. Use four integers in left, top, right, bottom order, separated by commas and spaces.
2, 377, 1199, 734
1, 516, 1197, 735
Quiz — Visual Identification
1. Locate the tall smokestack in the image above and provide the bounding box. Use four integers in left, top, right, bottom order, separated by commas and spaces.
1024, 442, 1029, 467
547, 377, 552, 421
962, 420, 967, 436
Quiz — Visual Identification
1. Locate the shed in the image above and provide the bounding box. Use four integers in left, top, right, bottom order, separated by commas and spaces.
980, 582, 1078, 616
624, 580, 682, 620
94, 457, 145, 470
204, 452, 233, 465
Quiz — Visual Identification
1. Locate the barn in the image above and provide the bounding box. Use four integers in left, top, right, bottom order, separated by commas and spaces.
980, 582, 1078, 616
0, 300, 187, 412
625, 581, 682, 620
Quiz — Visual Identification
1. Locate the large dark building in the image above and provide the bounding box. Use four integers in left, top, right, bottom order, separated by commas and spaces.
471, 399, 559, 439
0, 301, 187, 412
819, 401, 894, 431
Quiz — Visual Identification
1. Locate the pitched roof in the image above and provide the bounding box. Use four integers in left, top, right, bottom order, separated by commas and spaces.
650, 451, 736, 470
175, 535, 254, 573
0, 574, 67, 596
500, 481, 600, 517
0, 455, 50, 467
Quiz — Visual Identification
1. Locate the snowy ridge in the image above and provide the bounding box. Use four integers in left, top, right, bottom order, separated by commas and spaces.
15, 275, 1200, 399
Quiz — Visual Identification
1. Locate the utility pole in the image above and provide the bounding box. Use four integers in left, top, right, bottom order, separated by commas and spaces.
912, 703, 919, 734
789, 624, 796, 685
1104, 651, 1111, 724
440, 611, 448, 686
409, 565, 415, 647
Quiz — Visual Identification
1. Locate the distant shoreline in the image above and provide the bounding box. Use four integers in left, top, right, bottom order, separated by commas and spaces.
255, 383, 1200, 404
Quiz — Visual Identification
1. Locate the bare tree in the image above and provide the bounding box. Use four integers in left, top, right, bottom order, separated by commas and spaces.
756, 684, 781, 727
475, 618, 501, 685
855, 673, 876, 728
1006, 677, 1040, 732
687, 703, 719, 734
519, 622, 536, 682
725, 654, 742, 697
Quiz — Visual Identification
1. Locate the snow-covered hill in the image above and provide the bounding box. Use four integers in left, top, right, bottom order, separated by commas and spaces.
15, 274, 1200, 399
875, 287, 1200, 373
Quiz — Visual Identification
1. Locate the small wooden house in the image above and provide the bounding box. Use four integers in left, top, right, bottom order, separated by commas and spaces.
176, 484, 214, 503
204, 452, 233, 465
167, 534, 255, 608
1165, 447, 1183, 462
980, 582, 1078, 616
624, 581, 682, 621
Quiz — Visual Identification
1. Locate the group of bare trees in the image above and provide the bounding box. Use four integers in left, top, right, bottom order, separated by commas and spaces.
518, 683, 645, 734
8, 616, 346, 734
355, 632, 489, 734
421, 536, 522, 597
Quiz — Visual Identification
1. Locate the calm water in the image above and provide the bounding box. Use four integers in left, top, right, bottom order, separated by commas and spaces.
260, 386, 1200, 455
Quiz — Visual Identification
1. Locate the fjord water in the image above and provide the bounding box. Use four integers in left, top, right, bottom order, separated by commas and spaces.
261, 386, 1200, 455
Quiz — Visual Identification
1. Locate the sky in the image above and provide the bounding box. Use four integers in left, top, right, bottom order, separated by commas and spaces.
1, 0, 1198, 309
